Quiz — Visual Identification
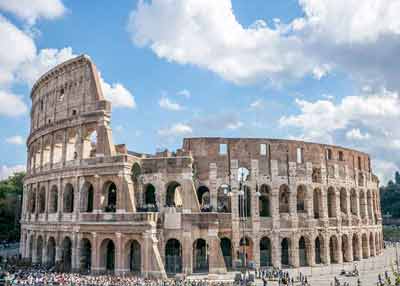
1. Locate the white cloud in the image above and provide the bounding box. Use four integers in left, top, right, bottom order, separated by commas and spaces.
100, 79, 136, 109
5, 135, 24, 145
0, 91, 28, 117
280, 89, 400, 183
0, 0, 66, 25
345, 128, 370, 141
0, 164, 25, 180
159, 96, 183, 111
158, 123, 192, 136
17, 47, 75, 85
128, 0, 320, 85
0, 15, 36, 85
177, 89, 191, 98
374, 159, 399, 186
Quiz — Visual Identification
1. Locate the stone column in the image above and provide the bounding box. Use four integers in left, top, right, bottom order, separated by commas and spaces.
73, 176, 80, 221
323, 233, 330, 264
115, 232, 123, 274
32, 234, 38, 264
348, 235, 354, 262
271, 233, 280, 268
271, 187, 280, 229
91, 232, 99, 274
290, 233, 299, 268
337, 235, 343, 264
182, 231, 192, 275
57, 177, 62, 220
39, 137, 44, 172
209, 163, 218, 210
253, 236, 260, 268
61, 128, 68, 166
25, 233, 31, 260
93, 175, 101, 212
208, 227, 227, 275
42, 234, 48, 265
49, 133, 54, 169
308, 235, 315, 266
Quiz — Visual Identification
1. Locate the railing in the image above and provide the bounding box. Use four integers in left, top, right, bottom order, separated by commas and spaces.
79, 212, 158, 223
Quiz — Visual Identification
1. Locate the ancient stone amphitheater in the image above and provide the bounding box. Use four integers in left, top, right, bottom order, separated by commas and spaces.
20, 55, 383, 278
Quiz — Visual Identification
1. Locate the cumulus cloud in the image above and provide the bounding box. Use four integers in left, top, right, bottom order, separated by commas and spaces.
158, 123, 192, 136
99, 76, 136, 109
5, 135, 24, 145
0, 91, 28, 116
345, 129, 371, 141
0, 0, 66, 25
128, 0, 321, 85
159, 96, 183, 111
0, 164, 25, 180
280, 89, 400, 184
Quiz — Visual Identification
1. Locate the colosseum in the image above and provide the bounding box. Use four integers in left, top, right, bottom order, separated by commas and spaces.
20, 55, 383, 278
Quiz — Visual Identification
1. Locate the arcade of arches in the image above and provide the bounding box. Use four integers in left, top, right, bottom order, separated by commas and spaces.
22, 230, 383, 275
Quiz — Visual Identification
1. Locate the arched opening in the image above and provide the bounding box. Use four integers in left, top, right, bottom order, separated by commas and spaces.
30, 191, 36, 214
279, 185, 290, 214
66, 128, 78, 161
329, 236, 339, 264
362, 234, 368, 258
144, 184, 157, 210
281, 238, 290, 267
327, 187, 336, 218
314, 188, 322, 218
38, 187, 46, 214
340, 188, 348, 215
80, 239, 91, 273
359, 191, 366, 219
103, 182, 117, 212
342, 235, 350, 262
193, 239, 209, 273
127, 240, 141, 273
63, 184, 74, 213
259, 185, 271, 217
36, 236, 43, 264
217, 185, 231, 213
47, 237, 56, 267
239, 237, 253, 267
238, 186, 251, 217
299, 236, 308, 266
352, 234, 360, 261
369, 233, 375, 256
297, 185, 306, 213
197, 186, 211, 212
166, 182, 183, 208
315, 236, 323, 264
80, 182, 94, 213
165, 239, 182, 274
82, 128, 97, 159
61, 237, 72, 272
220, 237, 232, 269
350, 189, 357, 216
49, 186, 58, 213
260, 237, 272, 267
100, 239, 115, 273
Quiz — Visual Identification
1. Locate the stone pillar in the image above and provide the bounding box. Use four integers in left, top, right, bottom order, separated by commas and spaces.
348, 235, 354, 262
42, 234, 48, 265
57, 178, 62, 220
115, 232, 123, 274
308, 236, 315, 266
49, 133, 54, 169
337, 235, 343, 264
271, 187, 280, 229
61, 128, 68, 166
272, 233, 281, 268
91, 232, 99, 274
253, 237, 260, 268
209, 163, 218, 210
71, 232, 80, 272
323, 233, 330, 264
93, 175, 101, 213
39, 137, 44, 172
291, 233, 299, 268
32, 234, 38, 264
25, 233, 31, 260
208, 227, 227, 274
73, 176, 80, 221
182, 232, 192, 275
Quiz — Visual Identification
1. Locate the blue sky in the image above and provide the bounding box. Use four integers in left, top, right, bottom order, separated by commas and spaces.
0, 0, 399, 183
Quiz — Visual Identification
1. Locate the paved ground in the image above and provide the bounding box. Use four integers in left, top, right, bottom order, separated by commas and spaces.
189, 246, 400, 286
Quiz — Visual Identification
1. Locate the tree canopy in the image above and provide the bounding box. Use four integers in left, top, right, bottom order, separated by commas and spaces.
0, 172, 25, 241
380, 171, 400, 218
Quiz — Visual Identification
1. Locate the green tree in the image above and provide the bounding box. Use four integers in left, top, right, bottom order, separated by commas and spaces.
0, 172, 25, 241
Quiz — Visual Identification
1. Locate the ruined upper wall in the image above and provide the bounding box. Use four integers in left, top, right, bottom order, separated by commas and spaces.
182, 137, 374, 183
29, 55, 109, 135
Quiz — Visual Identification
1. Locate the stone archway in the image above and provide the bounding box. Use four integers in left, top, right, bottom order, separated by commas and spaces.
281, 238, 290, 267
315, 236, 323, 264
47, 237, 56, 267
299, 236, 308, 266
166, 182, 183, 208
352, 234, 361, 261
259, 185, 271, 217
61, 237, 72, 272
193, 238, 209, 273
126, 240, 141, 273
165, 239, 182, 274
342, 234, 350, 262
260, 237, 272, 267
329, 236, 339, 264
220, 237, 232, 269
100, 239, 115, 273
36, 235, 44, 264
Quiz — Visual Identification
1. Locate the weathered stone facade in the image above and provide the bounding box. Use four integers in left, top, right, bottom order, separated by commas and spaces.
20, 55, 383, 278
